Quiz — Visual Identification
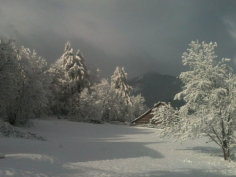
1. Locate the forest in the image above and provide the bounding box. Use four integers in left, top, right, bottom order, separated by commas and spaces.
0, 39, 148, 125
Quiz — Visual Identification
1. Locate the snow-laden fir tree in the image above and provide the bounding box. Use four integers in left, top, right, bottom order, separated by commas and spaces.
49, 41, 90, 115
159, 41, 236, 161
111, 67, 132, 105
53, 41, 89, 94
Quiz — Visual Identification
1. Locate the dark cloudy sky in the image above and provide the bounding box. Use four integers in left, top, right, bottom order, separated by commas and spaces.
1, 0, 236, 78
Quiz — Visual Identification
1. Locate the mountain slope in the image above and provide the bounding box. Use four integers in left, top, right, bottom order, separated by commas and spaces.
128, 72, 184, 108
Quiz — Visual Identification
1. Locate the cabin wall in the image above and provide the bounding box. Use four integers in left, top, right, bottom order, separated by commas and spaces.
135, 112, 154, 124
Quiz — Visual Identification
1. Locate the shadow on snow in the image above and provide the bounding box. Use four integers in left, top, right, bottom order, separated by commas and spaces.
178, 146, 223, 158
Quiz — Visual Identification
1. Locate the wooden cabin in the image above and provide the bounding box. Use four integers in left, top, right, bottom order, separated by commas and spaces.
131, 102, 167, 125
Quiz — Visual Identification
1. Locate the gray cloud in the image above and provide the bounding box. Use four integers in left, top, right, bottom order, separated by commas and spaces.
1, 0, 236, 78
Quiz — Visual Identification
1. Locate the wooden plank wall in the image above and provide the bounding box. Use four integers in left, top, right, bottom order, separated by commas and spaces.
135, 112, 154, 124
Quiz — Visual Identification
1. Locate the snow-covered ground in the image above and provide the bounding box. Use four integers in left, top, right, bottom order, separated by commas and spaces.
0, 118, 236, 177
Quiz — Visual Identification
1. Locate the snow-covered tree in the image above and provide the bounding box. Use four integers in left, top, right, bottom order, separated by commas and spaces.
0, 40, 18, 123
93, 79, 111, 121
160, 41, 236, 161
90, 71, 148, 122
90, 79, 124, 121
90, 78, 130, 122
49, 41, 90, 115
151, 103, 178, 127
6, 46, 49, 125
68, 88, 102, 122
111, 67, 132, 105
0, 39, 50, 125
129, 94, 148, 120
53, 41, 89, 94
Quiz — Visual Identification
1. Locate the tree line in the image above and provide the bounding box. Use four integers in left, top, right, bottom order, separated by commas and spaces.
0, 39, 147, 125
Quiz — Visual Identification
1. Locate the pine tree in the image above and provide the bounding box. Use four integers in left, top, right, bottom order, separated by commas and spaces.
111, 67, 132, 105
54, 41, 89, 95
49, 42, 90, 115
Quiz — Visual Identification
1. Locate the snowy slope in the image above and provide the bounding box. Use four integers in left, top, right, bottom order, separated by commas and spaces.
0, 118, 236, 177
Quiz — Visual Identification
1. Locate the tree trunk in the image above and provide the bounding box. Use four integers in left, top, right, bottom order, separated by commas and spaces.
222, 141, 231, 161
221, 118, 231, 161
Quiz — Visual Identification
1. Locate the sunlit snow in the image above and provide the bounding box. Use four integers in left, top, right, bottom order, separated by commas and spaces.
0, 118, 236, 177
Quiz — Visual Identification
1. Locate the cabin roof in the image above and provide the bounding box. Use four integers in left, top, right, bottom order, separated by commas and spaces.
131, 101, 167, 123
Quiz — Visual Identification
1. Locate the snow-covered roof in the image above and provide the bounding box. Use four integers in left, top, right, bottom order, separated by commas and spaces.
131, 101, 167, 123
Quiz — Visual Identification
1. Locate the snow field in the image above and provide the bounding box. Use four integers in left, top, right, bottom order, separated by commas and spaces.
0, 118, 236, 177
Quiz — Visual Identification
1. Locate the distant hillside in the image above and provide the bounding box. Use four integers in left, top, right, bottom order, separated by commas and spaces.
128, 72, 184, 108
